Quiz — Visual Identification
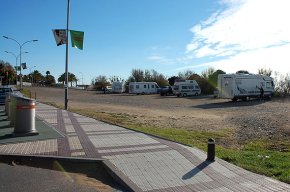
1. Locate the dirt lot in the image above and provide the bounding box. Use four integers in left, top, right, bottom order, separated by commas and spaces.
27, 86, 290, 149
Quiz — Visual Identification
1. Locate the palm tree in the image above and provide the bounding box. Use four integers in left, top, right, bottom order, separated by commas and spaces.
31, 70, 44, 84
69, 73, 77, 86
58, 72, 77, 86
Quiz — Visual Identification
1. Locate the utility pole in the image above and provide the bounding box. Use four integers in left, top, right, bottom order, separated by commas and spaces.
65, 0, 70, 110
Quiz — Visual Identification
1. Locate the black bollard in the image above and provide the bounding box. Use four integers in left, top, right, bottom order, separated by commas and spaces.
207, 138, 215, 161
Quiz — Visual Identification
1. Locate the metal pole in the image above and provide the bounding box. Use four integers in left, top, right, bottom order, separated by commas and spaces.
82, 73, 84, 85
29, 66, 35, 85
15, 57, 18, 83
65, 0, 70, 110
19, 40, 38, 88
19, 46, 22, 89
79, 72, 83, 86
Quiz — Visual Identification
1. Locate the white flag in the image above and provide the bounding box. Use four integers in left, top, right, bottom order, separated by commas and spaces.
52, 29, 67, 46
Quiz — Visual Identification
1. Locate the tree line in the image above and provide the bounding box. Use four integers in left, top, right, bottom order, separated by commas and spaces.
1, 59, 289, 95
93, 68, 226, 94
93, 68, 290, 95
0, 60, 78, 86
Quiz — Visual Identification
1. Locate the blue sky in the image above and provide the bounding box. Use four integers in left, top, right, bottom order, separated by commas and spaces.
1, 0, 290, 84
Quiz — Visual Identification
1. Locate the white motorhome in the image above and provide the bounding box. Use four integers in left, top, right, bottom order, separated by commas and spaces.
173, 80, 201, 97
112, 81, 125, 93
217, 73, 274, 101
129, 82, 159, 94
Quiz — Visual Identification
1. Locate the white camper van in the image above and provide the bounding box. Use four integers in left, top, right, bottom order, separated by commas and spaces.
173, 80, 201, 97
129, 82, 159, 94
217, 73, 274, 101
112, 81, 125, 93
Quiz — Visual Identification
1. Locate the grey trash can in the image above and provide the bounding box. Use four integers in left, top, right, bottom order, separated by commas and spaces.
9, 94, 19, 125
13, 97, 38, 137
5, 92, 11, 116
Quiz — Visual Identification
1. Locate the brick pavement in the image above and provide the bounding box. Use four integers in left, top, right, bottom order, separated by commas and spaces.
0, 103, 290, 192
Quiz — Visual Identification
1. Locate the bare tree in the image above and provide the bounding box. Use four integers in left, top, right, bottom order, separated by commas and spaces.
273, 72, 290, 95
258, 68, 272, 76
127, 69, 168, 86
201, 67, 215, 79
109, 76, 124, 83
144, 69, 151, 82
178, 70, 194, 79
94, 75, 110, 90
131, 69, 144, 82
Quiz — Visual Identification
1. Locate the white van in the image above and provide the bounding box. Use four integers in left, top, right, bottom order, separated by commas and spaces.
173, 80, 201, 97
129, 82, 159, 94
217, 73, 274, 101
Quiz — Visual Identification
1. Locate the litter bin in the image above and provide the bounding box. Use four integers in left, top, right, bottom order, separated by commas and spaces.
5, 92, 11, 116
9, 94, 19, 125
13, 97, 38, 136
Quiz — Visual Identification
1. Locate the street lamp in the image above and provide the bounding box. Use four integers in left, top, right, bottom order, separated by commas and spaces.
3, 35, 38, 89
28, 66, 36, 85
79, 72, 84, 86
4, 51, 28, 83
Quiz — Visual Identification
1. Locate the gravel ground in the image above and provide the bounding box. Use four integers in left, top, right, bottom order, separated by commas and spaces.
27, 86, 290, 149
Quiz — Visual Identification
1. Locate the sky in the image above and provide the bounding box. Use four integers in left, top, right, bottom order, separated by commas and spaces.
1, 0, 290, 84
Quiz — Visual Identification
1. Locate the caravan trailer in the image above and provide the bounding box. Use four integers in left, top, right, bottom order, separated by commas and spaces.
217, 73, 274, 101
129, 82, 159, 94
112, 81, 125, 93
173, 80, 201, 97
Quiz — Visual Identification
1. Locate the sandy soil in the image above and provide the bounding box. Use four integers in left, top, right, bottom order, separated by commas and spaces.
27, 86, 290, 148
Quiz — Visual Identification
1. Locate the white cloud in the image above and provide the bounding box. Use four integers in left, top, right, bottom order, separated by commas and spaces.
147, 55, 164, 60
147, 55, 175, 65
180, 43, 290, 74
214, 44, 290, 73
184, 0, 290, 74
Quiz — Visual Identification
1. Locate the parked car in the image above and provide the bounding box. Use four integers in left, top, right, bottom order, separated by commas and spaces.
101, 86, 112, 94
160, 86, 174, 96
0, 86, 13, 105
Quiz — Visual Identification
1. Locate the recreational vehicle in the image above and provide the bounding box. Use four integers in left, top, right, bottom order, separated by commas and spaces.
217, 73, 274, 101
173, 80, 201, 97
129, 82, 159, 94
112, 81, 125, 93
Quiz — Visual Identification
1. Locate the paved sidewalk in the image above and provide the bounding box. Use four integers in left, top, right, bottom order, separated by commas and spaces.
1, 103, 290, 192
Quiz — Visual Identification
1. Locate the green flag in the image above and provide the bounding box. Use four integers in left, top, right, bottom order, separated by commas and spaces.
14, 66, 21, 71
70, 30, 84, 50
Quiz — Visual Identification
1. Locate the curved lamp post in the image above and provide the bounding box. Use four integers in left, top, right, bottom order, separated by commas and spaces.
4, 51, 28, 83
3, 36, 38, 89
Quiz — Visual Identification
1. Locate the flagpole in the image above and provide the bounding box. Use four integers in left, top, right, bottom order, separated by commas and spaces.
65, 0, 70, 110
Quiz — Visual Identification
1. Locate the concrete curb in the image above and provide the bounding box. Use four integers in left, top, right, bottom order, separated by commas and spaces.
0, 154, 134, 192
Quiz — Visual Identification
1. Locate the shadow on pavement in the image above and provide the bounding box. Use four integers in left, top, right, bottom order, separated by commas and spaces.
182, 161, 213, 180
0, 155, 126, 192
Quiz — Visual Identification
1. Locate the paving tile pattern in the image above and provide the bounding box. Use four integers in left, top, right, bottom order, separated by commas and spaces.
0, 103, 290, 192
